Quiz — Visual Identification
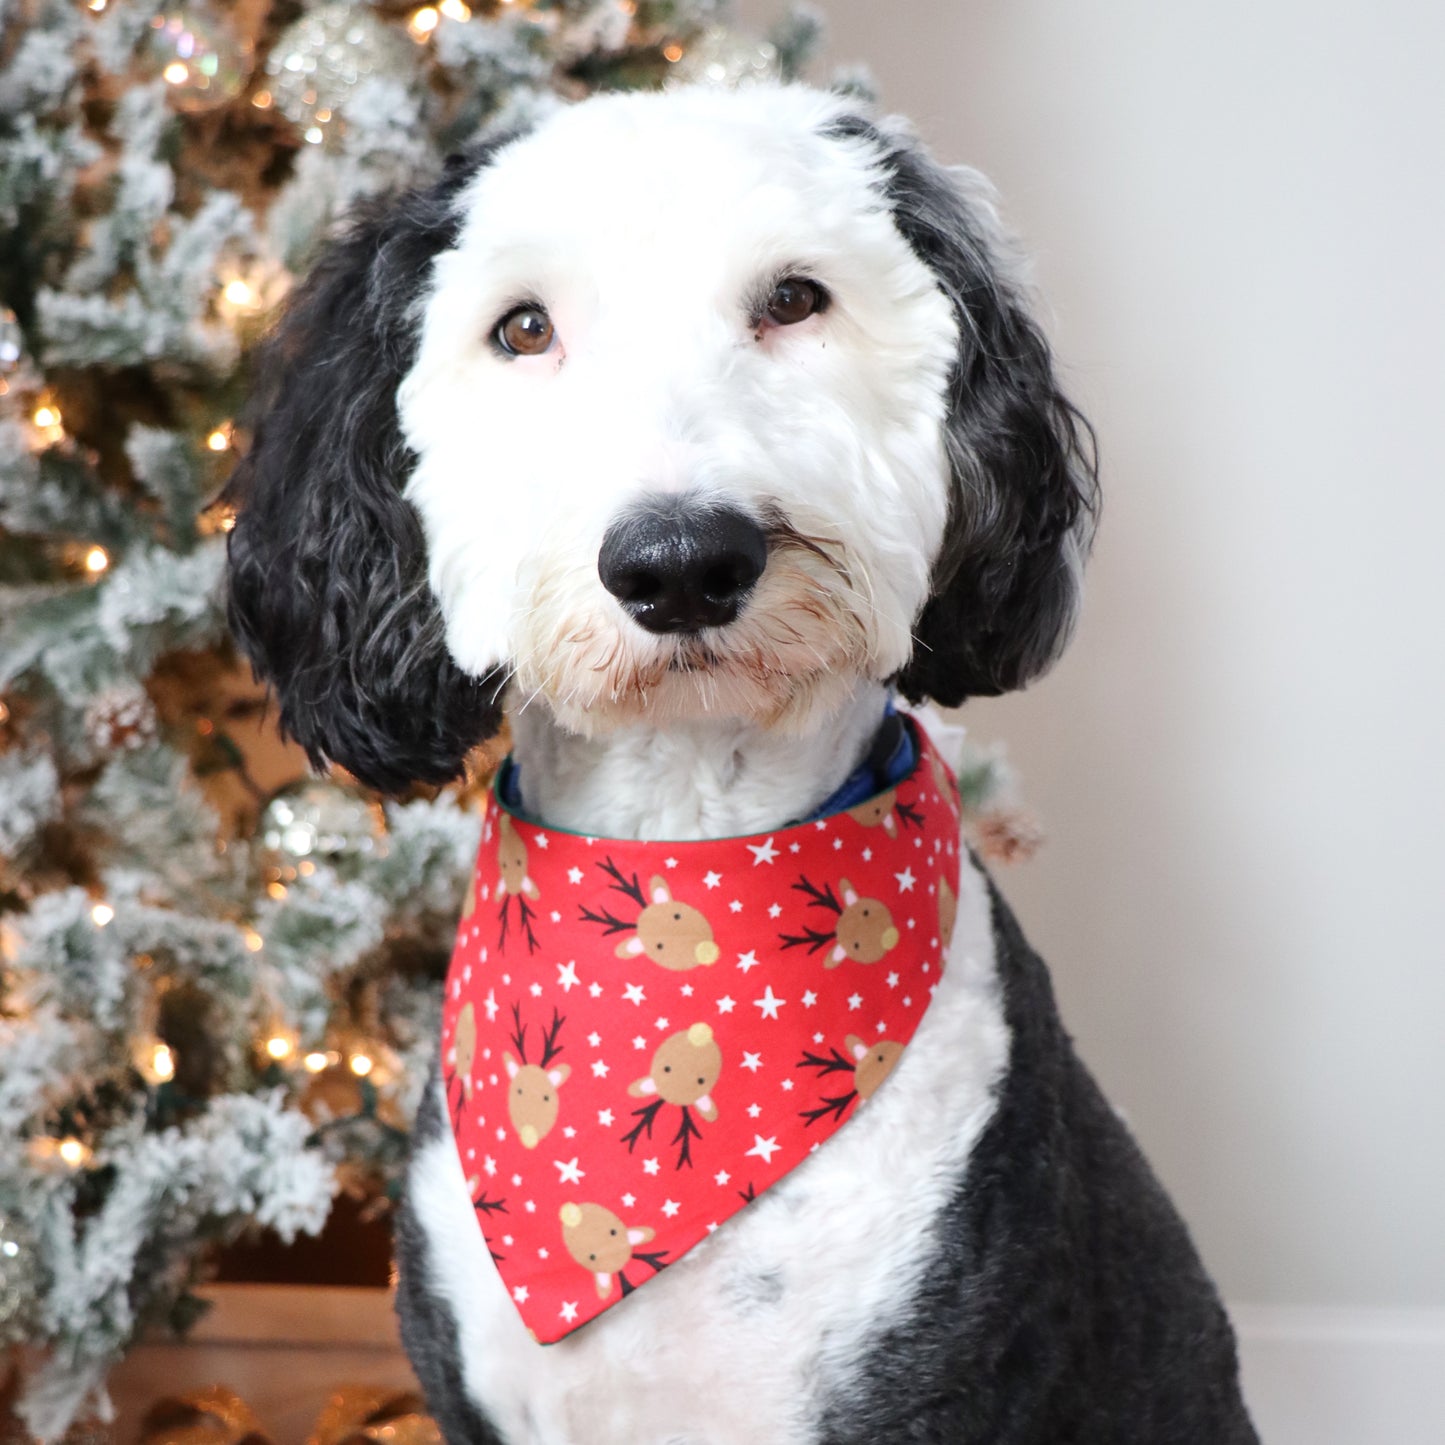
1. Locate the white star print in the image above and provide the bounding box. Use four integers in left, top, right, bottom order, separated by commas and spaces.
746, 1134, 781, 1163
462, 964, 472, 983
812, 1032, 824, 1044
706, 1221, 719, 1233
781, 1078, 794, 1092
525, 1200, 535, 1213
754, 986, 785, 1020
741, 1051, 763, 1072
904, 995, 913, 1007
529, 981, 543, 997
789, 842, 801, 853
747, 1103, 762, 1118
655, 1016, 669, 1031
664, 858, 678, 869
514, 1285, 529, 1303
633, 1035, 647, 1050
681, 984, 694, 996
555, 1157, 584, 1184
560, 1301, 578, 1323
895, 866, 917, 892
714, 1169, 731, 1186
747, 836, 779, 865
534, 834, 548, 850
876, 1021, 887, 1034
886, 971, 900, 988
832, 837, 843, 851
557, 960, 579, 992
717, 995, 736, 1014
862, 847, 873, 862
588, 982, 603, 998
622, 1193, 636, 1208
801, 989, 817, 1008
767, 902, 782, 918
736, 950, 760, 973
483, 988, 499, 1022
567, 867, 584, 884
591, 1060, 610, 1078
662, 1199, 681, 1218
847, 993, 863, 1010
484, 1155, 497, 1176
703, 870, 722, 889
623, 983, 645, 1005
643, 1158, 660, 1176
587, 1031, 601, 1047
538, 1247, 549, 1259
907, 918, 916, 930
550, 910, 562, 923
597, 1109, 614, 1127
563, 1126, 576, 1138
729, 899, 743, 913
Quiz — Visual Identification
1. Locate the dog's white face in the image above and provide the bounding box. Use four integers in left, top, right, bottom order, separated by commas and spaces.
398, 86, 958, 736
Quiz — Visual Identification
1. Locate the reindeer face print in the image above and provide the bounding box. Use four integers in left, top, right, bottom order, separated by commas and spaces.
631, 1023, 722, 1116
781, 876, 900, 967
798, 1034, 908, 1124
452, 1002, 477, 1092
847, 789, 899, 836
938, 875, 958, 954
503, 1005, 569, 1149
837, 879, 900, 965
498, 815, 539, 900
497, 815, 542, 952
848, 1034, 905, 1100
624, 1022, 722, 1167
581, 859, 720, 970
559, 1201, 658, 1298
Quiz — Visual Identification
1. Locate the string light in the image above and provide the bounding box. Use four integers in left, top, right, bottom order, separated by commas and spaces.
303, 1051, 329, 1073
266, 1034, 294, 1061
151, 1044, 175, 1081
438, 0, 472, 19
407, 7, 440, 42
266, 881, 288, 900
663, 43, 685, 62
91, 902, 114, 927
243, 927, 264, 953
206, 427, 231, 452
163, 61, 189, 86
0, 699, 9, 724
251, 89, 273, 109
57, 1137, 91, 1168
349, 1053, 374, 1078
84, 546, 109, 574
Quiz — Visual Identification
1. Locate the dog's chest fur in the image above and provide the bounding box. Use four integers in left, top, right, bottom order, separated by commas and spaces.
403, 845, 1007, 1445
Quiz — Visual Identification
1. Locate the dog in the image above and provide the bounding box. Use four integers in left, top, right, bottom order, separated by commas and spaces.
226, 83, 1258, 1445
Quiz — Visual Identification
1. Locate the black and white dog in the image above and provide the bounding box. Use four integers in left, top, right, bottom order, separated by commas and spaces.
227, 84, 1258, 1445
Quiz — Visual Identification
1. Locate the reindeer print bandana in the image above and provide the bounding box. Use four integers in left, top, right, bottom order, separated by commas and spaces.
441, 718, 963, 1343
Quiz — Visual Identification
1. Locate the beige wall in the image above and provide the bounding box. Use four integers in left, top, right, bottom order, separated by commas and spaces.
739, 0, 1445, 1308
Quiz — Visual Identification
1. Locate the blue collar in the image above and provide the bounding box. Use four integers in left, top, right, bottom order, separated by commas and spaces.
498, 704, 916, 826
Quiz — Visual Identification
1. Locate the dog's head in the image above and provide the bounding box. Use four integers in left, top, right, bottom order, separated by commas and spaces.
226, 86, 1097, 794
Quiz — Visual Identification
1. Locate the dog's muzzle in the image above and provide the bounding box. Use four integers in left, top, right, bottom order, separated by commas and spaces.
598, 496, 767, 635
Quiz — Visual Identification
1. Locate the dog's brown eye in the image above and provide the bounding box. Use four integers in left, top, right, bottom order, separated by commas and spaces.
766, 277, 826, 326
495, 305, 554, 356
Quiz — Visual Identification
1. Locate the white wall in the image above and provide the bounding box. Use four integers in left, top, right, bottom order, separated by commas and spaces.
737, 0, 1445, 1312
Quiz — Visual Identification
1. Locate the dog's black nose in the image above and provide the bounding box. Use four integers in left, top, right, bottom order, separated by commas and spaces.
598, 498, 768, 634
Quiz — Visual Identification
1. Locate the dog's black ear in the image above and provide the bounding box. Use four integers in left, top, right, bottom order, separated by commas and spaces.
225, 142, 516, 794
832, 117, 1100, 706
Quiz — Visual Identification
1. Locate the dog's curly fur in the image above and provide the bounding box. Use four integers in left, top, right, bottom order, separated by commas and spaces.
226, 84, 1255, 1445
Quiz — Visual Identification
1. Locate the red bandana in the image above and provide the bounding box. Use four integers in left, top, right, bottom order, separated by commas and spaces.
441, 718, 962, 1342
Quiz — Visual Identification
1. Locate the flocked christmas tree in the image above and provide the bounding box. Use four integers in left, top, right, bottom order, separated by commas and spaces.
0, 3, 1030, 1437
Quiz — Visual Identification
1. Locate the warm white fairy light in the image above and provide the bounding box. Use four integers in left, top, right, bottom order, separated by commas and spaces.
349, 1053, 374, 1078
84, 546, 109, 574
407, 7, 440, 42
303, 1051, 329, 1073
266, 1034, 294, 1061
57, 1137, 90, 1168
163, 61, 190, 86
438, 0, 472, 20
91, 902, 115, 926
206, 425, 232, 452
243, 927, 264, 953
151, 1043, 175, 1081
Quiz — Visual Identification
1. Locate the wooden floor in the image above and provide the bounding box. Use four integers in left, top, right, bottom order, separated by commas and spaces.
108, 1288, 1445, 1444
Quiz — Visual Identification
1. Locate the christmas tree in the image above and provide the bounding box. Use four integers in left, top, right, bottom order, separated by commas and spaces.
0, 2, 832, 1435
